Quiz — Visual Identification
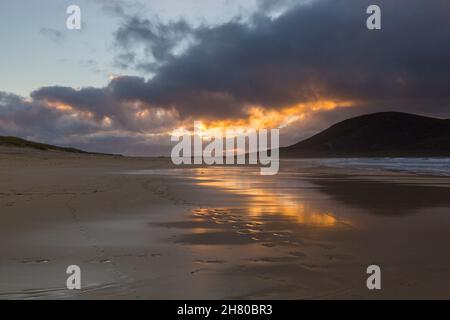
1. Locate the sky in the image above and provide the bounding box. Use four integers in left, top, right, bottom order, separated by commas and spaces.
1, 0, 450, 155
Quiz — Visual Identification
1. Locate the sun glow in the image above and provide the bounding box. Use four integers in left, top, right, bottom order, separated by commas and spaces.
43, 97, 353, 140
46, 101, 74, 112
171, 99, 353, 137
45, 101, 95, 119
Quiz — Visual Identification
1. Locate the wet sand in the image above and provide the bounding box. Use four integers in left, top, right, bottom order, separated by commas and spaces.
1, 147, 450, 299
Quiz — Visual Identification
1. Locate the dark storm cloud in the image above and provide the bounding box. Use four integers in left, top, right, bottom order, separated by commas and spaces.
31, 86, 112, 120
108, 0, 450, 117
0, 91, 100, 140
30, 85, 179, 133
114, 16, 193, 71
30, 0, 450, 121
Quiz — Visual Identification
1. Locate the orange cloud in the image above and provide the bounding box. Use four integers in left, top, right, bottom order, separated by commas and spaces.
171, 99, 354, 137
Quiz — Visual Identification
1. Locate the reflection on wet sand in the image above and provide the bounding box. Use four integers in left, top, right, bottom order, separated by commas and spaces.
191, 167, 340, 227
311, 176, 450, 215
151, 163, 450, 299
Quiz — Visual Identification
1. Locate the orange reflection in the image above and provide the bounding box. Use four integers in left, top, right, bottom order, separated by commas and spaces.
192, 167, 338, 227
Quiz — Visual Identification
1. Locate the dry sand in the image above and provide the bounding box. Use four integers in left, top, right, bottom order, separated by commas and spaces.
1, 147, 450, 299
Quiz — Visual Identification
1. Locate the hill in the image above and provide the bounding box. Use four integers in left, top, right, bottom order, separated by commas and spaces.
281, 112, 450, 157
0, 136, 117, 156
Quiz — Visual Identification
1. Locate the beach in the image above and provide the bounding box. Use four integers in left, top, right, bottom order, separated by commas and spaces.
1, 148, 450, 299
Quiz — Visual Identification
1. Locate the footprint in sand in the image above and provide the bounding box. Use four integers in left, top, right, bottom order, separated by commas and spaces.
289, 251, 307, 259
18, 258, 50, 264
194, 259, 225, 264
